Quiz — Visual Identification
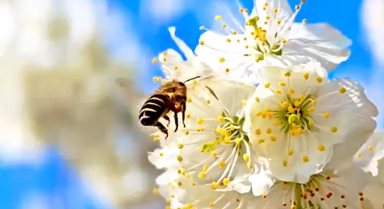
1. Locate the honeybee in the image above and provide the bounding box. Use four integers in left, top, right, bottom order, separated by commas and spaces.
138, 76, 201, 138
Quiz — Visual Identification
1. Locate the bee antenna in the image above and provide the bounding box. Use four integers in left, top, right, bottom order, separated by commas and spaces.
184, 76, 201, 83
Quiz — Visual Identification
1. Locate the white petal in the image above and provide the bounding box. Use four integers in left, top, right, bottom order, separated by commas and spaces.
175, 175, 258, 209
361, 174, 384, 209
286, 23, 352, 71
148, 146, 180, 169
314, 78, 378, 148
255, 0, 293, 23
288, 23, 352, 48
195, 31, 260, 84
355, 131, 384, 175
168, 26, 195, 60
249, 168, 275, 196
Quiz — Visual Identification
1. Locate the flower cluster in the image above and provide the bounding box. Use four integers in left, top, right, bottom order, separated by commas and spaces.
146, 0, 383, 208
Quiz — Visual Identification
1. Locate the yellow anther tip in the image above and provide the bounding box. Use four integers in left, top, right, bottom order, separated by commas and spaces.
339, 87, 346, 94
223, 178, 231, 185
330, 126, 338, 133
215, 15, 222, 21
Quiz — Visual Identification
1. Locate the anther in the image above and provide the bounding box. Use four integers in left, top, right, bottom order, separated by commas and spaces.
199, 40, 205, 45
211, 182, 218, 190
219, 57, 225, 63
283, 160, 288, 167
215, 15, 222, 21
152, 57, 158, 64
339, 87, 346, 94
316, 77, 322, 83
223, 178, 231, 185
247, 162, 253, 169
153, 188, 158, 195
288, 150, 294, 156
243, 153, 250, 161
318, 144, 325, 151
177, 155, 183, 162
266, 128, 272, 134
330, 126, 338, 133
302, 155, 309, 163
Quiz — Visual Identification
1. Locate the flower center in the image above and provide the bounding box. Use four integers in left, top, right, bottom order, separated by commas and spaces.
258, 94, 316, 136
274, 173, 346, 209
245, 16, 284, 61
199, 110, 253, 189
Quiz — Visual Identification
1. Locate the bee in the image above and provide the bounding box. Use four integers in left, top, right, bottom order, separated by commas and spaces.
138, 76, 201, 138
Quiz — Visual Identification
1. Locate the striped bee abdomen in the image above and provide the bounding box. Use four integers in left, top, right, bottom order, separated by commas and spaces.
139, 94, 170, 126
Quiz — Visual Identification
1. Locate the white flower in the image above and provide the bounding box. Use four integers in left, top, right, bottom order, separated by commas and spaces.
152, 27, 215, 83
354, 131, 384, 176
359, 158, 384, 208
244, 61, 378, 183
148, 146, 181, 170
153, 77, 276, 195
254, 158, 369, 209
195, 0, 351, 84
155, 169, 257, 209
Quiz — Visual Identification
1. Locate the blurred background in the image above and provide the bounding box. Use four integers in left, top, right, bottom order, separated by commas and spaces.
0, 0, 383, 208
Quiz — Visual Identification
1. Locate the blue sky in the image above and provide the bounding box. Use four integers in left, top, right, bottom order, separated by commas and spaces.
0, 0, 379, 209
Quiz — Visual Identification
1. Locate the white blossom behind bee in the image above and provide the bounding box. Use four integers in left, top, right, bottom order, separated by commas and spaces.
148, 77, 276, 198
195, 0, 351, 84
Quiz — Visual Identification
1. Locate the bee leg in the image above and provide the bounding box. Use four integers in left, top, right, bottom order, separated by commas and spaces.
163, 115, 170, 127
181, 102, 186, 128
156, 122, 169, 138
173, 112, 179, 132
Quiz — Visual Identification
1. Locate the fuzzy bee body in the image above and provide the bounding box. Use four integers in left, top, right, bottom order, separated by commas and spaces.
139, 94, 172, 132
138, 76, 199, 138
